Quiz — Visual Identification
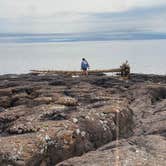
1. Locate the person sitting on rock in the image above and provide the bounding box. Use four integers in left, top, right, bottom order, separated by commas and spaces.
81, 58, 90, 75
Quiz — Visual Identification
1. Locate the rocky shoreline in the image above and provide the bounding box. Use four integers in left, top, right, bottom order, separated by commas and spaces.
0, 73, 165, 166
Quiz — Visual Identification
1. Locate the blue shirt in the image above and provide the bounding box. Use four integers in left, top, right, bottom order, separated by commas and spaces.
81, 60, 89, 70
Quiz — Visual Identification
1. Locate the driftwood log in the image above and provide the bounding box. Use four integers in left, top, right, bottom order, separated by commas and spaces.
31, 63, 130, 77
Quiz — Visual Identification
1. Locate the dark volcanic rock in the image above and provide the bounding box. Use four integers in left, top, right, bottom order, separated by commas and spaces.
58, 75, 166, 166
0, 73, 165, 166
58, 135, 166, 166
0, 107, 5, 113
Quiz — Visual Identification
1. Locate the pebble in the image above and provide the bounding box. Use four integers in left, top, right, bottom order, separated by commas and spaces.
100, 113, 105, 117
72, 118, 78, 123
76, 129, 80, 135
85, 116, 90, 120
99, 120, 104, 124
45, 135, 51, 141
81, 131, 86, 137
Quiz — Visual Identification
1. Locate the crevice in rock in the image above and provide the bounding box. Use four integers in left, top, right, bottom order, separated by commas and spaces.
150, 87, 166, 104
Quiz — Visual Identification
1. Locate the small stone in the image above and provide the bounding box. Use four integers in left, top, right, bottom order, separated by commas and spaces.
72, 118, 78, 123
76, 129, 80, 135
85, 116, 90, 120
99, 120, 104, 124
100, 113, 105, 117
40, 149, 44, 154
103, 127, 107, 131
116, 109, 120, 113
58, 96, 78, 106
45, 135, 51, 141
81, 131, 86, 137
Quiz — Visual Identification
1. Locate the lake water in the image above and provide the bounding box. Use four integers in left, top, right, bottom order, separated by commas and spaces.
0, 40, 166, 75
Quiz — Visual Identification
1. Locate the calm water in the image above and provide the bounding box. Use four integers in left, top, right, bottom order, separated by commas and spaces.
0, 40, 166, 75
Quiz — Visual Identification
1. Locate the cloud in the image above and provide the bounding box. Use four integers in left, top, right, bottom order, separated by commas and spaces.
0, 0, 166, 18
0, 1, 166, 34
87, 5, 166, 33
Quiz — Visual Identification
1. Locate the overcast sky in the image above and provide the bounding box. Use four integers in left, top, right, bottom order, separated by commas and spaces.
0, 0, 166, 33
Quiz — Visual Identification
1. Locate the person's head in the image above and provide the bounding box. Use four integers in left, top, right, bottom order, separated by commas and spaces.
82, 58, 85, 61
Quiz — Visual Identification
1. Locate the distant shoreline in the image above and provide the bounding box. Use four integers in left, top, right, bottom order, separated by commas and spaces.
1, 32, 166, 43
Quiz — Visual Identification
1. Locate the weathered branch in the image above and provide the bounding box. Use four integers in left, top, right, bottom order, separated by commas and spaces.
31, 63, 130, 77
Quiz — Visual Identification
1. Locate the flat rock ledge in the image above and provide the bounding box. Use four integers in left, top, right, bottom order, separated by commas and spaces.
0, 73, 165, 166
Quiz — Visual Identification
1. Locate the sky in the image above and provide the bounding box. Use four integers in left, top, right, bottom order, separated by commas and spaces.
0, 0, 166, 34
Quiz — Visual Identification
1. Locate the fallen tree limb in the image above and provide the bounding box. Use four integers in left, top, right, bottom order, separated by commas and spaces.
30, 68, 121, 75
30, 62, 130, 77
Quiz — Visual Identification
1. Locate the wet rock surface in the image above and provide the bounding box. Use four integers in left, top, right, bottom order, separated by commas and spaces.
0, 73, 165, 166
